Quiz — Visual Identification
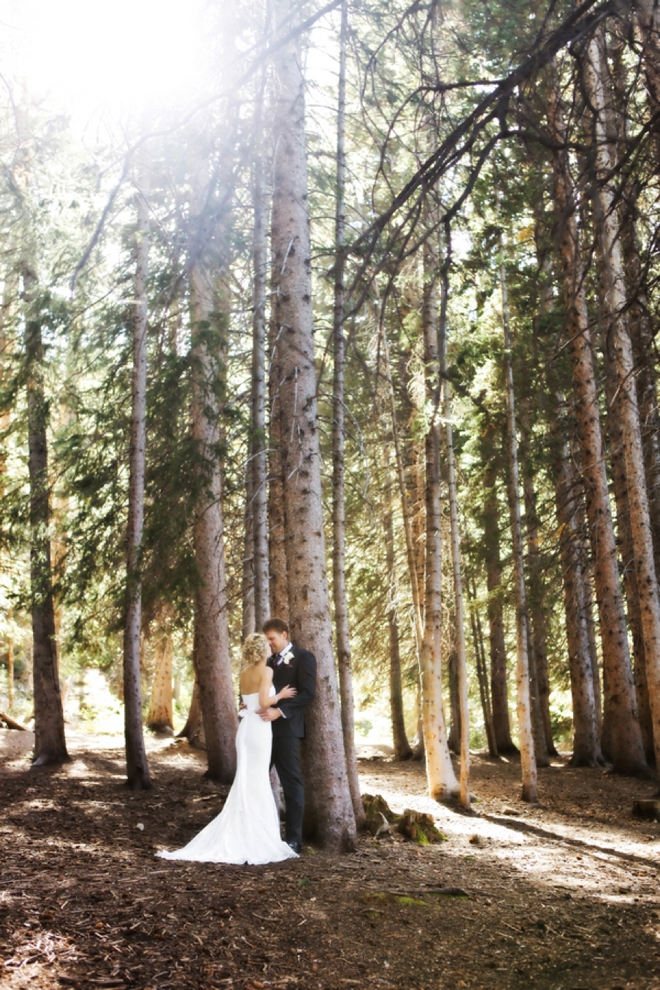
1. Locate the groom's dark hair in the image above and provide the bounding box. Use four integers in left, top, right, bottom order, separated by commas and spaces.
262, 618, 289, 635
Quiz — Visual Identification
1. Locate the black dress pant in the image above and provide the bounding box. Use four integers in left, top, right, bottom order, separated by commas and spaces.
271, 733, 304, 847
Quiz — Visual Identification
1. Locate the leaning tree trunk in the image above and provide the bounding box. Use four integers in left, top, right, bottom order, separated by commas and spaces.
499, 242, 537, 803
331, 0, 364, 828
189, 146, 238, 785
547, 60, 646, 774
22, 262, 68, 767
122, 169, 152, 789
270, 0, 356, 850
585, 29, 660, 771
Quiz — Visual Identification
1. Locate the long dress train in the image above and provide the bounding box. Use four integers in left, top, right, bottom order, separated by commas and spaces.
156, 689, 297, 865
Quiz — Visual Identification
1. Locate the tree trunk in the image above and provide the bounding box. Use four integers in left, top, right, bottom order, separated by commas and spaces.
178, 678, 206, 751
146, 618, 174, 735
520, 406, 556, 758
439, 230, 470, 807
249, 60, 270, 633
415, 228, 458, 802
22, 262, 68, 768
189, 147, 238, 785
331, 0, 364, 829
547, 61, 646, 774
270, 0, 356, 850
469, 579, 498, 757
481, 423, 516, 754
550, 394, 604, 766
599, 308, 655, 763
122, 167, 152, 789
585, 29, 660, 771
499, 244, 537, 804
382, 460, 413, 761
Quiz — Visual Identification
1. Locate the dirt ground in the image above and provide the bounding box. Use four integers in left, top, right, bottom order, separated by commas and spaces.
1, 732, 660, 990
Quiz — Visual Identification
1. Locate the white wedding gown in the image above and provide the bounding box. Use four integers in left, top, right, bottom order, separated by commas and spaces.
157, 689, 298, 865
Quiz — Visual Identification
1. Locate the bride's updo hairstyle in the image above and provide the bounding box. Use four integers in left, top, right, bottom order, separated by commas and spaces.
241, 633, 268, 671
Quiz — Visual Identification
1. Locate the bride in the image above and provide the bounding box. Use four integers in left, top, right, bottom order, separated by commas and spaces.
157, 633, 299, 865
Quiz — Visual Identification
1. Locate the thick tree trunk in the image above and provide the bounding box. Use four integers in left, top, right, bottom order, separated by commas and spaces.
547, 62, 646, 774
481, 424, 516, 754
600, 317, 655, 763
270, 0, 356, 850
383, 462, 413, 760
249, 63, 270, 634
189, 150, 238, 785
146, 619, 174, 735
550, 394, 604, 766
585, 30, 660, 771
122, 172, 152, 789
500, 248, 537, 803
22, 263, 68, 768
332, 1, 364, 828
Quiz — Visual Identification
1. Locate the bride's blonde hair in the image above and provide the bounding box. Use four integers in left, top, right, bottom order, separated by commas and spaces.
241, 632, 268, 671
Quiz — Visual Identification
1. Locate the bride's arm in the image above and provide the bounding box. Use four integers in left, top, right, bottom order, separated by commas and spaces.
259, 668, 297, 709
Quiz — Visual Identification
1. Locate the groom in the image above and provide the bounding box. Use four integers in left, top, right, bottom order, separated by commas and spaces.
258, 618, 316, 854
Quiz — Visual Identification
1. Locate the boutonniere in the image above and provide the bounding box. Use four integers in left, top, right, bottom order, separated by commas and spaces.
281, 650, 294, 666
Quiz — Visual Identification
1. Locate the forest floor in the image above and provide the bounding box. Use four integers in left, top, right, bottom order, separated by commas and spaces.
1, 732, 660, 990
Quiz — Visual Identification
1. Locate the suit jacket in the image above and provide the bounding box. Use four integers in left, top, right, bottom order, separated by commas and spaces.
268, 645, 317, 739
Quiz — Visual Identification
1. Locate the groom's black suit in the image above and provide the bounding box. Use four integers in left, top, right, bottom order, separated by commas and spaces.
268, 645, 316, 848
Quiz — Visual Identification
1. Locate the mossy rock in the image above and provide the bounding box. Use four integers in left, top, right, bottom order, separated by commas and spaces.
397, 808, 447, 845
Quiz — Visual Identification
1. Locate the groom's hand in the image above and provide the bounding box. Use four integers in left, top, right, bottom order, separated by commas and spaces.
257, 707, 282, 722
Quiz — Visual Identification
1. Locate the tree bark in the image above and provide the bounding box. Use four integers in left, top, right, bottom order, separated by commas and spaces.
547, 60, 646, 774
382, 459, 413, 761
469, 578, 498, 757
270, 0, 356, 850
189, 146, 238, 785
499, 243, 537, 803
414, 228, 458, 802
438, 230, 470, 807
481, 422, 516, 754
146, 617, 174, 735
585, 29, 660, 771
550, 393, 604, 766
331, 0, 364, 829
22, 263, 68, 768
122, 167, 152, 789
249, 60, 271, 634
